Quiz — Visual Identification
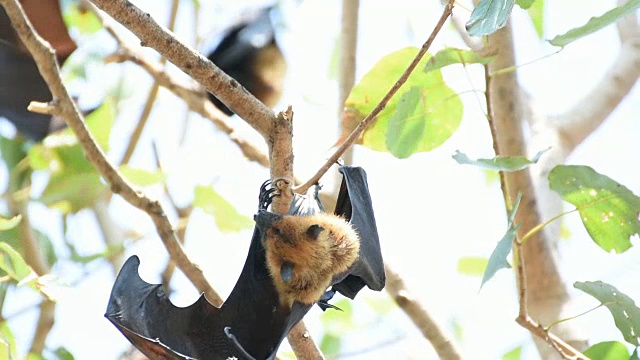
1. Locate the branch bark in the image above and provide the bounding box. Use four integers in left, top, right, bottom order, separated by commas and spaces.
485, 22, 587, 359
385, 264, 463, 360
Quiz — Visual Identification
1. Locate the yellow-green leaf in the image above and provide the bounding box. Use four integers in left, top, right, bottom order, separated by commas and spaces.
0, 242, 37, 283
457, 256, 488, 276
347, 47, 462, 158
0, 215, 21, 231
193, 186, 253, 232
119, 166, 166, 187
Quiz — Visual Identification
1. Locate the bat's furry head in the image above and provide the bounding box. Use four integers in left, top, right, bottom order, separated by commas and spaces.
254, 210, 360, 306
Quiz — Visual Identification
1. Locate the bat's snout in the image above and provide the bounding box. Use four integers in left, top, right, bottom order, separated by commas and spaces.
254, 210, 283, 231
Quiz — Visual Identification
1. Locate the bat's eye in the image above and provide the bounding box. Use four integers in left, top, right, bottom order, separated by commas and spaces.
306, 224, 324, 239
272, 227, 283, 237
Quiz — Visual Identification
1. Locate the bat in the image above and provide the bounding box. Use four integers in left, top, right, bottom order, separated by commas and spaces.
105, 166, 385, 359
204, 6, 286, 116
255, 211, 361, 308
0, 0, 76, 141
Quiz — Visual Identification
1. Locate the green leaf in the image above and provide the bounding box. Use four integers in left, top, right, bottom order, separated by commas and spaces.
63, 3, 102, 34
457, 256, 488, 276
0, 242, 37, 284
574, 281, 640, 346
0, 215, 21, 231
364, 297, 395, 315
424, 48, 495, 73
193, 186, 254, 233
31, 101, 114, 213
319, 333, 341, 357
1, 135, 30, 190
583, 341, 630, 360
548, 165, 640, 253
466, 0, 516, 36
53, 346, 75, 360
502, 345, 522, 360
0, 134, 27, 170
321, 299, 354, 337
527, 0, 544, 38
347, 47, 462, 158
481, 192, 521, 288
452, 148, 549, 171
549, 0, 640, 47
0, 227, 57, 271
515, 0, 534, 9
0, 321, 16, 360
49, 100, 114, 150
119, 166, 165, 187
40, 171, 107, 213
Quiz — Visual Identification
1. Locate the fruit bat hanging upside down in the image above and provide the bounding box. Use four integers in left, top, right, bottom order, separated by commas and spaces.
105, 166, 385, 360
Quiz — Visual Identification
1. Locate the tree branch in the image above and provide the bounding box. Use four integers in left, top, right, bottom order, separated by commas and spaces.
0, 0, 222, 306
385, 264, 463, 360
554, 4, 639, 151
485, 21, 587, 359
295, 0, 456, 194
90, 3, 270, 168
89, 0, 276, 138
528, 0, 639, 248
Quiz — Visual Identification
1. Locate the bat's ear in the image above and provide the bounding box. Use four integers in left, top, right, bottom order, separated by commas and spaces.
306, 224, 324, 239
254, 209, 282, 231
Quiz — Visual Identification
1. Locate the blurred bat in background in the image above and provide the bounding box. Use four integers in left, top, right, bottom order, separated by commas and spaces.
204, 6, 286, 116
0, 0, 77, 141
105, 166, 385, 359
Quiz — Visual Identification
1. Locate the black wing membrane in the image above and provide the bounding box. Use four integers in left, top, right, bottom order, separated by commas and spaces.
331, 166, 386, 299
105, 166, 385, 359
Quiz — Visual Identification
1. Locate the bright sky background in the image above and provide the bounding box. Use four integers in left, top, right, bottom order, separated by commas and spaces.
3, 0, 639, 359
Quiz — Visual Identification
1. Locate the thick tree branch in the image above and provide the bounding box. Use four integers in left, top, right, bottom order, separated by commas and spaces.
89, 0, 276, 138
295, 0, 456, 194
554, 11, 639, 151
0, 0, 222, 306
485, 22, 587, 359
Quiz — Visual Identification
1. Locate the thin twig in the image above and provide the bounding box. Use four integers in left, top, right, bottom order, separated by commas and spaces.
118, 0, 180, 166
294, 0, 456, 194
0, 0, 222, 306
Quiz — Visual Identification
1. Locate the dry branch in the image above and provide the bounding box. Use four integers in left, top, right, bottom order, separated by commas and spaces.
386, 264, 463, 360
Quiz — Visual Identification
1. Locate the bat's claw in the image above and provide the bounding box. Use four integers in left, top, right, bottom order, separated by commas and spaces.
258, 180, 280, 210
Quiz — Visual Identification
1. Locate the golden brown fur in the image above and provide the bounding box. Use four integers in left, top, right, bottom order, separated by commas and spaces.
262, 213, 360, 307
